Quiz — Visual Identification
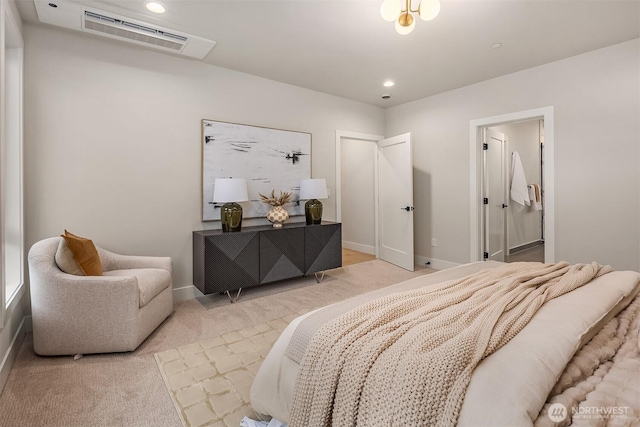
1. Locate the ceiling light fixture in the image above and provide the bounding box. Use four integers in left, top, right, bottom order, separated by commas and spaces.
145, 1, 166, 14
383, 81, 395, 87
491, 43, 503, 49
380, 0, 440, 35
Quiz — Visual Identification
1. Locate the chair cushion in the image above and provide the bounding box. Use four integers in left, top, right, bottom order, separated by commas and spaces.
54, 238, 85, 276
103, 268, 171, 307
60, 230, 103, 276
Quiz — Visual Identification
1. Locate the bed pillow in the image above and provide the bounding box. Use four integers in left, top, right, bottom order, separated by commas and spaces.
59, 230, 103, 276
457, 269, 640, 426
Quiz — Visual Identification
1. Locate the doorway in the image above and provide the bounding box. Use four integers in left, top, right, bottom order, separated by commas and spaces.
340, 135, 377, 260
485, 119, 545, 263
336, 130, 415, 271
469, 107, 555, 263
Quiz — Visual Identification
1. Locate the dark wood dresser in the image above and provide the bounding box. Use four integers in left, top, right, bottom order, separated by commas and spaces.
193, 222, 341, 296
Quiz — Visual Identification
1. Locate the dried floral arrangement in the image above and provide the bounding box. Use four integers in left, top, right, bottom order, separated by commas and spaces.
259, 190, 292, 207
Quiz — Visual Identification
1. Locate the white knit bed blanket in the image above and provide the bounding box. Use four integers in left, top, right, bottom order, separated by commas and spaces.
289, 262, 612, 427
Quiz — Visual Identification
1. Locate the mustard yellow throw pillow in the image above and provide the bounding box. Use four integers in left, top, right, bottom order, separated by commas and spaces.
60, 230, 103, 276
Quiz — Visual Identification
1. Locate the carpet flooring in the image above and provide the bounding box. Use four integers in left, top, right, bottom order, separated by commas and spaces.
0, 259, 435, 427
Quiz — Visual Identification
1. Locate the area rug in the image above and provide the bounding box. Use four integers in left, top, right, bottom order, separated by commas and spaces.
155, 309, 311, 427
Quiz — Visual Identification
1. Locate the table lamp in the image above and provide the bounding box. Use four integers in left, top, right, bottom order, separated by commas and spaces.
213, 178, 249, 232
299, 178, 328, 225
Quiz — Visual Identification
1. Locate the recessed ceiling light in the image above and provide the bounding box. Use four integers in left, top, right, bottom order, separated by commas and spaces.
491, 43, 502, 49
383, 81, 395, 87
145, 1, 166, 14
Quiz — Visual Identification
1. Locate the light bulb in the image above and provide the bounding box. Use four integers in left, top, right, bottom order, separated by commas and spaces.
395, 16, 415, 35
419, 0, 440, 21
380, 0, 402, 22
145, 1, 166, 14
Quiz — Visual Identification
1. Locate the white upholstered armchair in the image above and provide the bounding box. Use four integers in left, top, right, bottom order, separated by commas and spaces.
28, 237, 173, 356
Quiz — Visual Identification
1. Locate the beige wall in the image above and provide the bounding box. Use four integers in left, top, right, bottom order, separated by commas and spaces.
385, 39, 640, 271
21, 23, 640, 295
492, 120, 542, 251
23, 24, 384, 294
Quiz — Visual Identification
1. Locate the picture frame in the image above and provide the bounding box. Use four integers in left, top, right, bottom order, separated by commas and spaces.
202, 119, 312, 221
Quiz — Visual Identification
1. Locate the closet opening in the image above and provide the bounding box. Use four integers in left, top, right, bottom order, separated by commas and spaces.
469, 106, 555, 264
484, 119, 544, 263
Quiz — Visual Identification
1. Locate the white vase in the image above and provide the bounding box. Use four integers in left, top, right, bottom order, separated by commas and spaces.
267, 206, 289, 228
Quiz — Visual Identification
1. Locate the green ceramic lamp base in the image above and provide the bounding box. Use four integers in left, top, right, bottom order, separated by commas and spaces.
220, 202, 243, 232
305, 199, 323, 225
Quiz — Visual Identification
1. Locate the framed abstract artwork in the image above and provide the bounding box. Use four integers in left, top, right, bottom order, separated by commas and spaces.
202, 120, 312, 221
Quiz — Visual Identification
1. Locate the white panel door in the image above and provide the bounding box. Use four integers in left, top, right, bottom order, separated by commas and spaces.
483, 128, 507, 262
378, 133, 414, 271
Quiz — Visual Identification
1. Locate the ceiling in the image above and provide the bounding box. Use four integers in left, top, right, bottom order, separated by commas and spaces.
16, 0, 640, 108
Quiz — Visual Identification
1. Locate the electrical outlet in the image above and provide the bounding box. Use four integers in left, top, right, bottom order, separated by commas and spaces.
431, 238, 437, 247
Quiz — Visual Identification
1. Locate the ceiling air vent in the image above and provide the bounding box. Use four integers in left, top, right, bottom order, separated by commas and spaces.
34, 0, 216, 59
83, 11, 187, 51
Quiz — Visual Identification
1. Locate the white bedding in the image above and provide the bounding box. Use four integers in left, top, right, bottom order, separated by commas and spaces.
250, 261, 640, 425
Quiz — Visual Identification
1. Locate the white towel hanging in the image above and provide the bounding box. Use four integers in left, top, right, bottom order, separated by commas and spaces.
528, 184, 542, 211
527, 185, 542, 211
510, 151, 530, 211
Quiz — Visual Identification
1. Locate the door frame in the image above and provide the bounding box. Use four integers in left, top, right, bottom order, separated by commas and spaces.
469, 106, 555, 263
335, 130, 384, 257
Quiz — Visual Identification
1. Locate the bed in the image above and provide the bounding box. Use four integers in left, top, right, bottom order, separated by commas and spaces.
250, 261, 640, 426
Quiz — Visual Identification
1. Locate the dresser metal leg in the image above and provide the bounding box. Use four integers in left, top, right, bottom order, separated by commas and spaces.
225, 288, 242, 303
314, 271, 325, 283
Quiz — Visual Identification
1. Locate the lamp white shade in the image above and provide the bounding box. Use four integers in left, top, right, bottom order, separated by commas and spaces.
212, 178, 249, 203
419, 0, 440, 21
380, 0, 401, 22
299, 178, 328, 200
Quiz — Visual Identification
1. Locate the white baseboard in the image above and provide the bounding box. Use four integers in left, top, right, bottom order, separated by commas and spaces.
24, 315, 32, 333
415, 255, 461, 270
508, 239, 543, 255
173, 285, 203, 302
342, 241, 375, 255
0, 315, 30, 396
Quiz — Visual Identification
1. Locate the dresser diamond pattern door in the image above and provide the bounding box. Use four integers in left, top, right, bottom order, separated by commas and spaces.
203, 232, 259, 294
305, 224, 342, 274
259, 227, 305, 283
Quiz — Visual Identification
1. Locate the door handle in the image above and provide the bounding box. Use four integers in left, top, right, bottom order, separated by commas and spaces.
401, 206, 415, 211
502, 204, 508, 208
